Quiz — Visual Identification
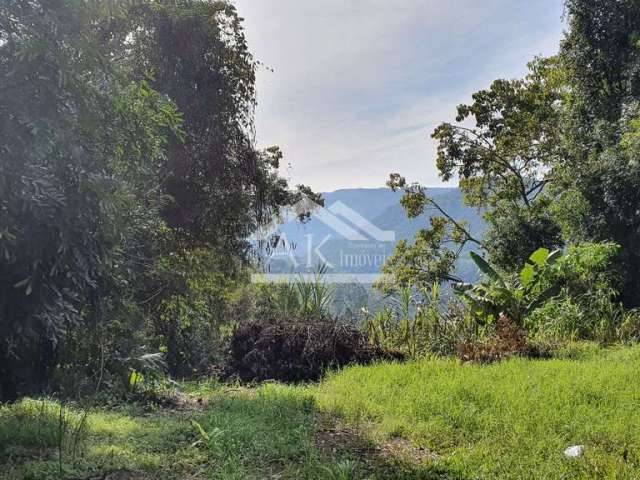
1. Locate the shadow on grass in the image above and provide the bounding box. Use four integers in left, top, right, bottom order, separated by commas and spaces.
0, 400, 198, 480
1, 388, 470, 480
194, 385, 471, 480
315, 416, 469, 480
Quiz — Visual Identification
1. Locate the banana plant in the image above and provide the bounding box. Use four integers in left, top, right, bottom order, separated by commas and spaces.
455, 247, 562, 325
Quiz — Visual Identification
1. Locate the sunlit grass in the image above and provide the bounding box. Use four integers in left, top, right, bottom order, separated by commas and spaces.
195, 386, 323, 478
0, 388, 367, 480
0, 398, 88, 452
310, 344, 640, 479
3, 345, 640, 479
0, 399, 202, 480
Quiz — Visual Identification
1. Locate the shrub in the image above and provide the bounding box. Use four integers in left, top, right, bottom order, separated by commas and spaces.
149, 248, 245, 378
551, 242, 621, 297
525, 242, 633, 343
528, 292, 640, 344
250, 265, 335, 322
226, 319, 403, 382
456, 247, 563, 327
524, 296, 586, 341
458, 242, 636, 347
618, 309, 640, 342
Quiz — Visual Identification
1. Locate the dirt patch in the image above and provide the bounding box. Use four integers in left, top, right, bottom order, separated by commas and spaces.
316, 417, 436, 471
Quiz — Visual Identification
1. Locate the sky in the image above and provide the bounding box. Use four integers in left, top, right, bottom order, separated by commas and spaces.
233, 0, 567, 192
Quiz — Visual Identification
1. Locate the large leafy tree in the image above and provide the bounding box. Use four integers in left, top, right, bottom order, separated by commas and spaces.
384, 57, 565, 291
556, 0, 640, 306
561, 0, 640, 125
432, 57, 565, 271
125, 1, 309, 255
117, 1, 320, 375
0, 0, 315, 394
0, 0, 181, 396
385, 1, 640, 306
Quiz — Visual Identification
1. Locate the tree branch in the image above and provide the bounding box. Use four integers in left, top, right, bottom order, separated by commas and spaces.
425, 196, 486, 248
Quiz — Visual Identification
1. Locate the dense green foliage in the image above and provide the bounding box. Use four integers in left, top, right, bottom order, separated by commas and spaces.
0, 0, 183, 396
2, 2, 640, 469
0, 0, 315, 399
554, 0, 640, 307
5, 1, 640, 478
456, 248, 563, 327
126, 2, 301, 249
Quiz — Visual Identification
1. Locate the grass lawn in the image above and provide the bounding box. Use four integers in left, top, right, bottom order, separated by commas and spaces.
0, 387, 384, 480
1, 344, 639, 479
310, 343, 640, 479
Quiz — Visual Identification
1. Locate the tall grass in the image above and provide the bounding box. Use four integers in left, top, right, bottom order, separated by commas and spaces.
364, 284, 471, 357
0, 398, 89, 471
296, 265, 334, 320
194, 387, 326, 478
259, 264, 335, 321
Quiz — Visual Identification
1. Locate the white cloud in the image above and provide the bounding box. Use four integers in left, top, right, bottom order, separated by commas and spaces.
233, 0, 566, 191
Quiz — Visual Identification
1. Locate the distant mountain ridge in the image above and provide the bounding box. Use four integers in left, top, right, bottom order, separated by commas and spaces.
264, 187, 484, 283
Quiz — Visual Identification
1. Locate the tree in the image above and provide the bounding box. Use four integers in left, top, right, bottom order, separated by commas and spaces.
561, 0, 640, 125
0, 0, 181, 397
125, 0, 313, 255
384, 57, 565, 291
116, 0, 321, 375
379, 175, 480, 293
431, 56, 565, 270
556, 0, 640, 306
386, 1, 640, 308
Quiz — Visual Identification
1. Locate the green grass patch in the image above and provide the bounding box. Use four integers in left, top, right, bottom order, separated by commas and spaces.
3, 346, 640, 479
195, 386, 319, 478
0, 398, 89, 452
310, 344, 640, 479
0, 388, 380, 480
0, 398, 202, 480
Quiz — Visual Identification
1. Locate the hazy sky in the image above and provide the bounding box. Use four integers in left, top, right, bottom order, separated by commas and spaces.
233, 0, 566, 192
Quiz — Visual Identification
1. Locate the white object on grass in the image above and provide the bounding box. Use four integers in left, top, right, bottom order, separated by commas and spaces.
564, 445, 584, 458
